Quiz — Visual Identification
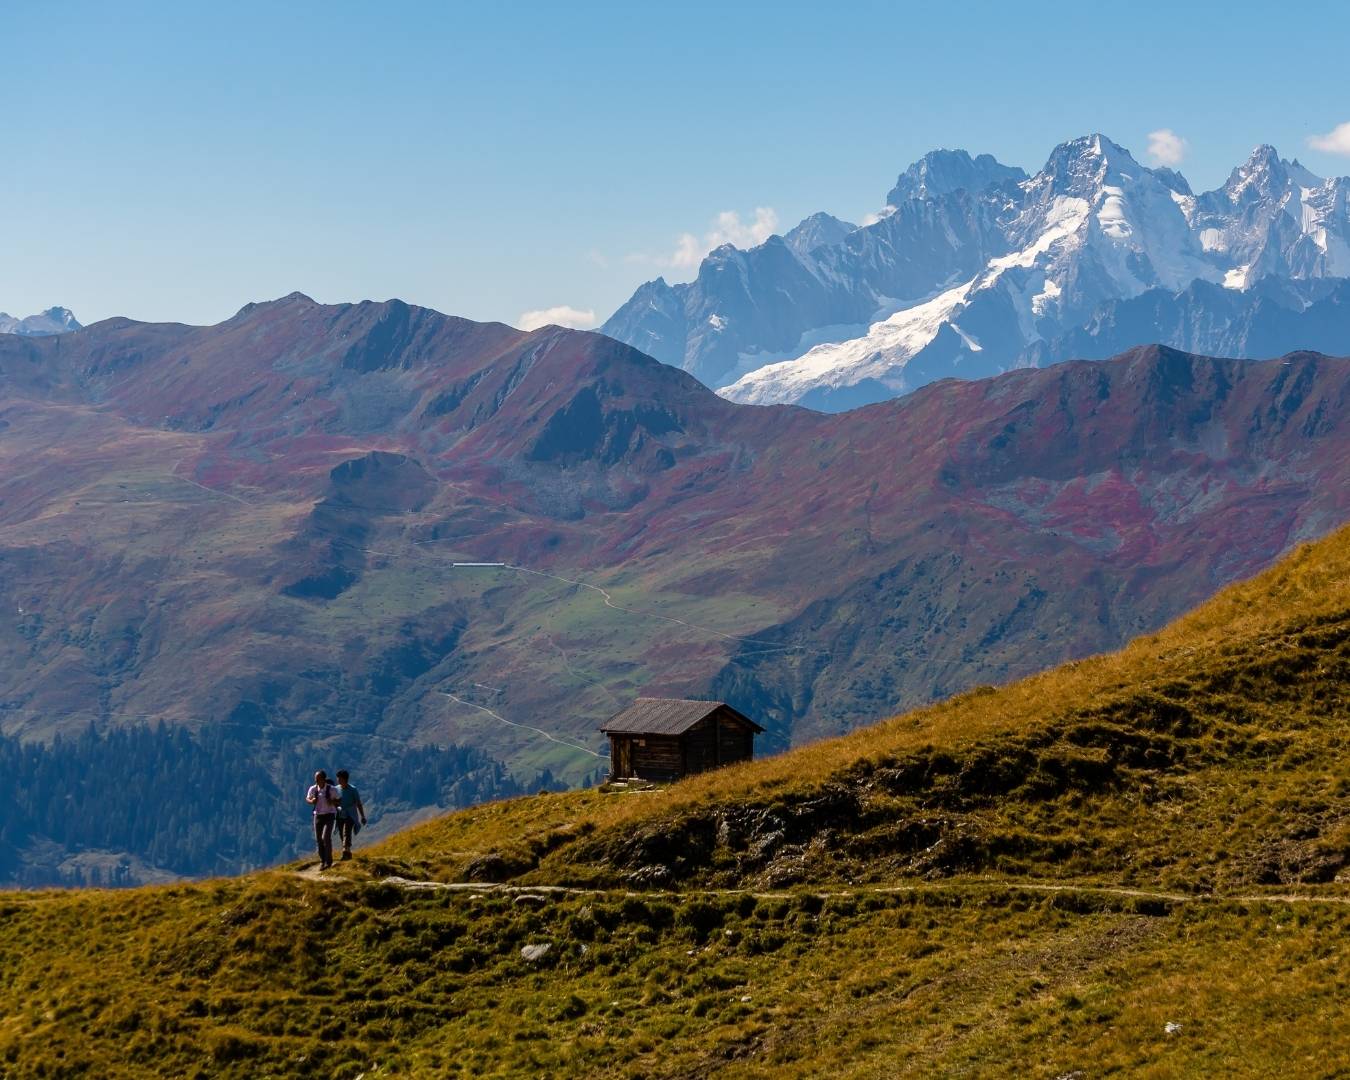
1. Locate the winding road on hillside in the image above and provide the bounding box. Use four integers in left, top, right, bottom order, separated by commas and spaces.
437, 691, 603, 759
165, 465, 823, 766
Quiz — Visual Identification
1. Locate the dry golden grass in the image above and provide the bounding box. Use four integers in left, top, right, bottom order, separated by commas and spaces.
3, 874, 1349, 1078
3, 525, 1350, 1077
374, 525, 1350, 894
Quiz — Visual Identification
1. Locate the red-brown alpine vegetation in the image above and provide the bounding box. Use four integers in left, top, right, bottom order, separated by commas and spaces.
2, 293, 1349, 880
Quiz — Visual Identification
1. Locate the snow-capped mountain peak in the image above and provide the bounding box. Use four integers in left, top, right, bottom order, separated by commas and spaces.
1001, 135, 1216, 308
0, 306, 82, 336
885, 148, 1027, 206
1222, 144, 1323, 204
1193, 145, 1349, 284
603, 134, 1350, 410
1032, 134, 1148, 200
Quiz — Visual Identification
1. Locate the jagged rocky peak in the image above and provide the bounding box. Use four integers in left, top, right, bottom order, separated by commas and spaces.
603, 132, 1350, 411
1226, 145, 1282, 200
1151, 167, 1192, 197
599, 275, 686, 363
885, 148, 1027, 205
0, 306, 82, 336
784, 212, 858, 258
628, 276, 677, 303
34, 306, 81, 332
1222, 145, 1323, 203
1033, 134, 1151, 198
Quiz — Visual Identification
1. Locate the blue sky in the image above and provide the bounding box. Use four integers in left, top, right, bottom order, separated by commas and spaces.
6, 0, 1350, 329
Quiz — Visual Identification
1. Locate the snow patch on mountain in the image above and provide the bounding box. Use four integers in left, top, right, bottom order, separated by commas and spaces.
607, 134, 1350, 410
720, 281, 977, 404
721, 195, 1092, 404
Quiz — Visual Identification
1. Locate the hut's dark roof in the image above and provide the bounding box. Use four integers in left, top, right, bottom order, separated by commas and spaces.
600, 698, 763, 736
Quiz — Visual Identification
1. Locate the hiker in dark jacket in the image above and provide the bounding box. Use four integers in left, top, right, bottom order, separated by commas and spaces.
306, 770, 339, 869
333, 769, 367, 861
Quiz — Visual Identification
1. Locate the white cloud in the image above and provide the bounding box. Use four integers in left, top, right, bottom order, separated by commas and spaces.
1308, 121, 1350, 155
621, 207, 780, 278
668, 207, 780, 269
669, 231, 706, 270
516, 305, 598, 332
1146, 129, 1189, 167
621, 205, 783, 276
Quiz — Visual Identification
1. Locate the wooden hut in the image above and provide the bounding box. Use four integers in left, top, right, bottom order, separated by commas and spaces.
600, 698, 763, 782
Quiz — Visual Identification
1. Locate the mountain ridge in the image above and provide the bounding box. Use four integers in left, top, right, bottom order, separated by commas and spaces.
604, 134, 1350, 409
3, 298, 1350, 880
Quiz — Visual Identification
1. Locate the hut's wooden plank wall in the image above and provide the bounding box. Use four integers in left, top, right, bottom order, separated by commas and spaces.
607, 705, 758, 782
631, 734, 683, 781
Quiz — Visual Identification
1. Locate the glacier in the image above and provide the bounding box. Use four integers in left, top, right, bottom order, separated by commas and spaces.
604, 136, 1350, 410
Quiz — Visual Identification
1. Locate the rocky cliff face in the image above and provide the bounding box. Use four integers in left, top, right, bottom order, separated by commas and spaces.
0, 306, 81, 335
604, 135, 1350, 409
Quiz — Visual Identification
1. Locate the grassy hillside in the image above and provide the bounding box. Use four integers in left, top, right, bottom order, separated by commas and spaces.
377, 522, 1350, 894
2, 525, 1349, 1078
7, 308, 1350, 882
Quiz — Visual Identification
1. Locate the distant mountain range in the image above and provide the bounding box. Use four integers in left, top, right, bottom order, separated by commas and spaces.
3, 295, 1349, 879
603, 136, 1350, 409
0, 307, 80, 336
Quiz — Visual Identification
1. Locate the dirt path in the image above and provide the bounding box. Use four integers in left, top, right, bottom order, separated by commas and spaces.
437, 691, 603, 759
292, 869, 1350, 908
541, 631, 624, 709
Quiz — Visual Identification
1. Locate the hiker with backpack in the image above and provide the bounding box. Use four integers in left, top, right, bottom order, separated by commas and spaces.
333, 769, 367, 860
306, 770, 339, 870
